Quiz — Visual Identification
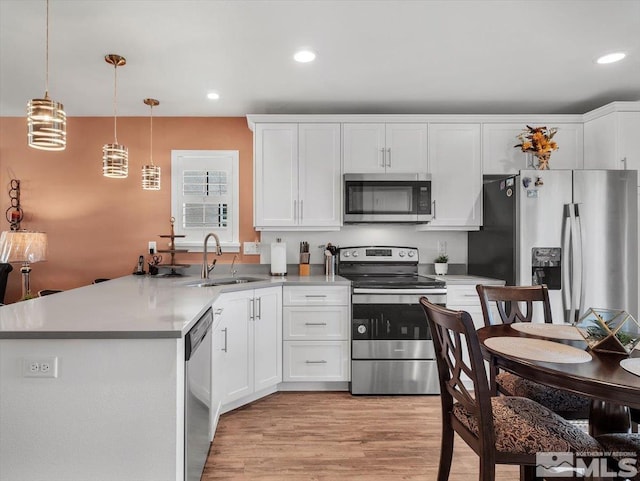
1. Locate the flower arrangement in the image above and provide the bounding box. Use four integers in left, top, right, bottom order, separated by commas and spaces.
514, 125, 558, 170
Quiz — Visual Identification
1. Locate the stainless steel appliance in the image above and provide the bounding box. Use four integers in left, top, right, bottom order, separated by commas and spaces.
469, 169, 638, 323
338, 246, 446, 394
185, 308, 213, 481
343, 173, 432, 224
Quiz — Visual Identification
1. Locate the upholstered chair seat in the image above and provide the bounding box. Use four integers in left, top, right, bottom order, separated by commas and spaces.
496, 372, 592, 416
596, 433, 639, 481
453, 396, 601, 455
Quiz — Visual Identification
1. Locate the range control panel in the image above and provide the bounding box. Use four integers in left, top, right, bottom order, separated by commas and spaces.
339, 246, 418, 263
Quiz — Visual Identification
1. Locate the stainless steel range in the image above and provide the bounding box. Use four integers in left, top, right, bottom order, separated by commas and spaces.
337, 246, 446, 395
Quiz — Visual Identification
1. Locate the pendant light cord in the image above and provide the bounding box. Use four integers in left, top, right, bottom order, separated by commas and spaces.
45, 0, 49, 98
113, 63, 118, 144
149, 104, 154, 166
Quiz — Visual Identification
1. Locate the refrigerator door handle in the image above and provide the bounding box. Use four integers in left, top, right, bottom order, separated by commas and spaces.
562, 204, 572, 321
567, 203, 582, 323
574, 203, 585, 319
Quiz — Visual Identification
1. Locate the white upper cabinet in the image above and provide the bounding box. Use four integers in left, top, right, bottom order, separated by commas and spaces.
254, 123, 341, 230
583, 105, 640, 176
482, 122, 584, 174
424, 123, 482, 230
254, 123, 298, 227
343, 123, 428, 173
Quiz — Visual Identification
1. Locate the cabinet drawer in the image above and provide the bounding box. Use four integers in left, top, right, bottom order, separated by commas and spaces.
446, 284, 481, 305
283, 286, 350, 306
283, 341, 350, 382
283, 306, 350, 340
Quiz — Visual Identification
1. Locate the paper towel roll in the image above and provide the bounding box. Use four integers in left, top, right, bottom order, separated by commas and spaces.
270, 242, 287, 276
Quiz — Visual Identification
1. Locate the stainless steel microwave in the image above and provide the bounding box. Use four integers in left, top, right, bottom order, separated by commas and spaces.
344, 173, 432, 224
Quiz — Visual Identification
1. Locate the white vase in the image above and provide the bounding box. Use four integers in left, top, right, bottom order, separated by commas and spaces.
434, 263, 448, 275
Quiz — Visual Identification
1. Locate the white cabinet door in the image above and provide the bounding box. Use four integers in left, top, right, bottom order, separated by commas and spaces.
220, 287, 283, 407
427, 123, 482, 228
298, 123, 342, 227
254, 123, 298, 227
343, 123, 386, 173
253, 286, 283, 392
619, 112, 640, 174
385, 123, 429, 173
210, 304, 227, 438
343, 123, 428, 173
220, 290, 253, 404
583, 113, 617, 169
584, 111, 640, 174
483, 123, 584, 174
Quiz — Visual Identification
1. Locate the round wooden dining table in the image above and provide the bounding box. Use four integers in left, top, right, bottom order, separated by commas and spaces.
477, 324, 640, 435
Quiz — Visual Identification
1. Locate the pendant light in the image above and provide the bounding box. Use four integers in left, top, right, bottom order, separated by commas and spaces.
27, 0, 66, 151
102, 54, 128, 178
141, 98, 161, 190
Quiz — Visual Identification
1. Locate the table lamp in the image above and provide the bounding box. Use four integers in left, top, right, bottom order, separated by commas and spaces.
0, 231, 48, 299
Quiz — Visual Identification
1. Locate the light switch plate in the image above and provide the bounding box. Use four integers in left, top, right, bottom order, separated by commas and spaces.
243, 242, 260, 255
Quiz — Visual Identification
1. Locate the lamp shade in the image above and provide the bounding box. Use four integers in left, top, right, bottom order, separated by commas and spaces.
0, 231, 48, 263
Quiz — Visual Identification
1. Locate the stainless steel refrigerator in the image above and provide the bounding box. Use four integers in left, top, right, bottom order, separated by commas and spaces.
468, 169, 638, 323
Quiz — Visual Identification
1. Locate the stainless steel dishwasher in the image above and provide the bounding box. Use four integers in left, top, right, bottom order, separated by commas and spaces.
185, 307, 213, 481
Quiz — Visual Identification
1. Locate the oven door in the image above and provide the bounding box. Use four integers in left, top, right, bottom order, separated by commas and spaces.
351, 292, 444, 360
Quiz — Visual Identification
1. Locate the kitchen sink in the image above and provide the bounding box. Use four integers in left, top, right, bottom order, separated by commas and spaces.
185, 276, 266, 287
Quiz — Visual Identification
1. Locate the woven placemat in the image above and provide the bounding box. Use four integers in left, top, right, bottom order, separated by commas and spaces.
620, 358, 640, 377
485, 336, 592, 364
510, 323, 584, 341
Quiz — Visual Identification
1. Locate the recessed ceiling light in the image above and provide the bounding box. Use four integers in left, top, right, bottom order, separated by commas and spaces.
207, 92, 220, 100
596, 52, 626, 64
294, 50, 316, 63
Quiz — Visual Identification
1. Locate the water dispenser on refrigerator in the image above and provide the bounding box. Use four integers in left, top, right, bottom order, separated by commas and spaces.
531, 247, 561, 289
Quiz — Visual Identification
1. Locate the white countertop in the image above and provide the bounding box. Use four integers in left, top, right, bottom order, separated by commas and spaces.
0, 273, 350, 339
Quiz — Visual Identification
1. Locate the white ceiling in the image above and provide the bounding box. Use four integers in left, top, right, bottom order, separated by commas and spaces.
1, 0, 639, 117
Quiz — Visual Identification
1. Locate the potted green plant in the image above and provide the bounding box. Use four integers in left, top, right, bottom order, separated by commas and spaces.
434, 254, 449, 275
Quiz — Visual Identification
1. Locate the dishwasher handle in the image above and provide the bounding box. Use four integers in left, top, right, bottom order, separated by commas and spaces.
185, 307, 213, 361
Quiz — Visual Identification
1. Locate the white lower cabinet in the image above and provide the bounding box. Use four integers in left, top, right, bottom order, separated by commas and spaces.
282, 285, 350, 383
446, 281, 503, 387
283, 341, 350, 381
210, 303, 226, 439
217, 286, 283, 407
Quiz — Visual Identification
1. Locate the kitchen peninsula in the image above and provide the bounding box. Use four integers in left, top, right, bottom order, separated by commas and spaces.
0, 273, 349, 481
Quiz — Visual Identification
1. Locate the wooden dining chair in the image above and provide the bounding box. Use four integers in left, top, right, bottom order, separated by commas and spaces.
476, 284, 591, 419
419, 297, 601, 481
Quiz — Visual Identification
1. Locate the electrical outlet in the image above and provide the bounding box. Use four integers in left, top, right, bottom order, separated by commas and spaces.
437, 241, 447, 256
148, 241, 157, 255
23, 357, 58, 378
243, 242, 260, 255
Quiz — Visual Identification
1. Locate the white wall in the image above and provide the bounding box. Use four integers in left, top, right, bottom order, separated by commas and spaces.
0, 338, 182, 481
260, 226, 467, 266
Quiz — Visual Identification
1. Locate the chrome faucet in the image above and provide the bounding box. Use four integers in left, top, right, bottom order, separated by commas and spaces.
230, 254, 239, 277
202, 232, 223, 279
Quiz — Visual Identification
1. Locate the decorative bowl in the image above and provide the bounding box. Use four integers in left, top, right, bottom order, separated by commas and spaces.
574, 307, 640, 355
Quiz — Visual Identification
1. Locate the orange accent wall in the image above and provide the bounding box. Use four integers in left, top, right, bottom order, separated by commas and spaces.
0, 116, 259, 303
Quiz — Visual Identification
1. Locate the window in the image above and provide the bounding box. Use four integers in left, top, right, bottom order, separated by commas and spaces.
171, 150, 240, 252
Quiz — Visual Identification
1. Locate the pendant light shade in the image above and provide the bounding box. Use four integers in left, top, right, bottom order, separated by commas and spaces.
27, 0, 66, 151
142, 98, 161, 190
102, 54, 128, 178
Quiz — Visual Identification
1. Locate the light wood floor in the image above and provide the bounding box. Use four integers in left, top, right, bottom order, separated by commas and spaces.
202, 391, 519, 480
